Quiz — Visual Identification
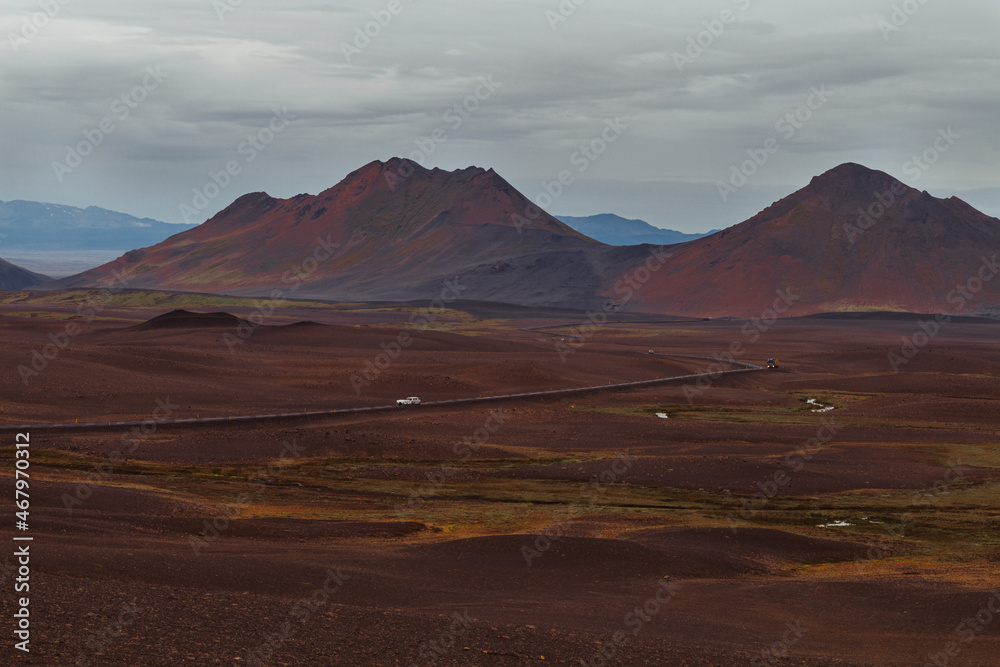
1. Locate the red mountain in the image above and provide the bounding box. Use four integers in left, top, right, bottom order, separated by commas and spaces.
49, 159, 649, 308
48, 161, 1000, 318
613, 163, 1000, 317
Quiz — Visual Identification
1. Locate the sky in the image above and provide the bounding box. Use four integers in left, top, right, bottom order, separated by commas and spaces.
2, 0, 998, 233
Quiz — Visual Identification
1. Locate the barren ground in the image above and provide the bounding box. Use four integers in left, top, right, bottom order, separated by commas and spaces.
1, 292, 999, 666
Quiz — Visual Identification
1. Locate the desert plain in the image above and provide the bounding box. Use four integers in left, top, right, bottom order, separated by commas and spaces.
1, 291, 999, 666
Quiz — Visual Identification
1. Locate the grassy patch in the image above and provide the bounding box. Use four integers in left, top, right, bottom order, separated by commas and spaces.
784, 391, 876, 409
0, 289, 336, 311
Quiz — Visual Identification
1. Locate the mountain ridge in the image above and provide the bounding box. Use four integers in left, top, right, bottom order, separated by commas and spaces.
44, 159, 649, 309
557, 213, 715, 246
39, 160, 1000, 318
0, 199, 195, 251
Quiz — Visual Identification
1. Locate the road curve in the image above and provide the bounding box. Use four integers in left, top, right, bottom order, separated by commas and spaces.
0, 354, 761, 432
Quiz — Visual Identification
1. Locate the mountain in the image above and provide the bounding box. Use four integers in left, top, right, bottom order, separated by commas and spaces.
0, 200, 194, 251
611, 163, 1000, 317
557, 213, 714, 246
47, 159, 651, 308
0, 257, 50, 289
45, 161, 1000, 317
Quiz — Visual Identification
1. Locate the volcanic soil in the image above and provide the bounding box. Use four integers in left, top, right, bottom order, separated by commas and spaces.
1, 297, 999, 665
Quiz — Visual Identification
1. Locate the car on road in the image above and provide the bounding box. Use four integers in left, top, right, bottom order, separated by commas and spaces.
648, 350, 655, 355
767, 358, 779, 369
396, 396, 422, 406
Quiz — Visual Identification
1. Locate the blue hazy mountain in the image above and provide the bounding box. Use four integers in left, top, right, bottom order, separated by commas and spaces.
0, 200, 194, 251
556, 213, 715, 246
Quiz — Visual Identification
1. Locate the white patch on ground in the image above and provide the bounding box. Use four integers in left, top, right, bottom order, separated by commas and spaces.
807, 398, 836, 413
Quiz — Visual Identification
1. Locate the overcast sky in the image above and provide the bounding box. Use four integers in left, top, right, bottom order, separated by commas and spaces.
2, 0, 998, 232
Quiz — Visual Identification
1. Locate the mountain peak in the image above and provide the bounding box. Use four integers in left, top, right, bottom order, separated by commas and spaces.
808, 162, 909, 194
818, 161, 873, 177
615, 162, 1000, 316
332, 158, 503, 198
50, 158, 598, 297
337, 158, 423, 190
35, 158, 1000, 317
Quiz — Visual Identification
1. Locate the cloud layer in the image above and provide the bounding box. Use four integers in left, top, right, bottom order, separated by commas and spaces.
3, 0, 998, 231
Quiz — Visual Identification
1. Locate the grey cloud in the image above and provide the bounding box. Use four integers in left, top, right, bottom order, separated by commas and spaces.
0, 0, 996, 227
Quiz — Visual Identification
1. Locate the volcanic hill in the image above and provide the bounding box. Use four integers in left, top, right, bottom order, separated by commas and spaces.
46, 161, 1000, 318
613, 163, 1000, 317
0, 257, 49, 289
129, 309, 249, 331
48, 159, 650, 309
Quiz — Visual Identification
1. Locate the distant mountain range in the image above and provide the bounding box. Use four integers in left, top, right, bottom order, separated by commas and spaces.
0, 196, 706, 282
0, 200, 194, 251
0, 200, 195, 277
556, 214, 714, 246
26, 160, 1000, 317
